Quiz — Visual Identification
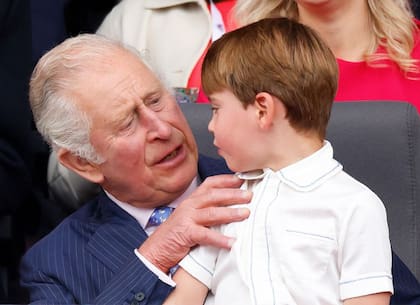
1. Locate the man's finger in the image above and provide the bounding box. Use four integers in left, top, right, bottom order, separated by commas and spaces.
192, 226, 237, 249
194, 206, 250, 226
190, 188, 252, 209
194, 174, 243, 192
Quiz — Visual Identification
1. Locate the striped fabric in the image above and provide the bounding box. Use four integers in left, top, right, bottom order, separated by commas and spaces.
20, 155, 228, 304
20, 155, 420, 304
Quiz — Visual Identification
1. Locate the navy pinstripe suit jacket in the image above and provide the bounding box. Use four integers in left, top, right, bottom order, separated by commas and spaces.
20, 155, 230, 305
20, 155, 420, 304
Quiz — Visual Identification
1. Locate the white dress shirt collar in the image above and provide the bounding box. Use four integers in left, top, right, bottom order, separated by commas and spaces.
105, 176, 199, 232
237, 141, 342, 192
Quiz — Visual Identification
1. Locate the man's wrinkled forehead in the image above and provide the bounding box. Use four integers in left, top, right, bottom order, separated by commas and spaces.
82, 47, 159, 87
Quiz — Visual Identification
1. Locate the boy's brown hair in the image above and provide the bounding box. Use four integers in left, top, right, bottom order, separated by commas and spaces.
202, 17, 338, 139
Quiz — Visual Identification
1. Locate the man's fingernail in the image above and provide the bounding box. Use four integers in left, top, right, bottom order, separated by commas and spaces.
243, 190, 252, 198
227, 238, 235, 248
233, 174, 242, 181
238, 208, 250, 217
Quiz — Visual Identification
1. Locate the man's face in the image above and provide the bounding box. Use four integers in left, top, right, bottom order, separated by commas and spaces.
76, 49, 198, 208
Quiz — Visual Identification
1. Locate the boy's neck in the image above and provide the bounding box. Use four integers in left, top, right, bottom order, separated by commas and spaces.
262, 127, 324, 172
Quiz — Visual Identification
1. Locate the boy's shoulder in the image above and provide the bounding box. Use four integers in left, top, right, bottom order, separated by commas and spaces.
326, 168, 385, 210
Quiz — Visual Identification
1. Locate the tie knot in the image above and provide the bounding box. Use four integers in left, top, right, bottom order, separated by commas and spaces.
147, 206, 174, 228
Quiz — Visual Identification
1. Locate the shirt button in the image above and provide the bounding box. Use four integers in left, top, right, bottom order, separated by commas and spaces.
134, 292, 145, 301
130, 301, 139, 305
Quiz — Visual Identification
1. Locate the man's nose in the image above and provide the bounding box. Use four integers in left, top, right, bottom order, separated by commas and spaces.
145, 109, 172, 141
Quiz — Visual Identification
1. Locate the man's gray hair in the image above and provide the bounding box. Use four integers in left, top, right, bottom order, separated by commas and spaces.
30, 34, 155, 164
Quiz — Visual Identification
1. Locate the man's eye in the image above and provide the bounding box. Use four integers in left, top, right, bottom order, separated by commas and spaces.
125, 119, 134, 128
120, 120, 133, 132
146, 98, 162, 109
122, 115, 137, 132
145, 95, 160, 105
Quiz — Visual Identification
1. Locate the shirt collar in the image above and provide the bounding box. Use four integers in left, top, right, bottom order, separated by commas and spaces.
237, 141, 342, 192
104, 177, 199, 230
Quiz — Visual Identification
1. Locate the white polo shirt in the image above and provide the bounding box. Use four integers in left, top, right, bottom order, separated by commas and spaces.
179, 141, 393, 305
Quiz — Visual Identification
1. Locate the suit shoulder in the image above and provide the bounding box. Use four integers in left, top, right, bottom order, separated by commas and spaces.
23, 198, 102, 262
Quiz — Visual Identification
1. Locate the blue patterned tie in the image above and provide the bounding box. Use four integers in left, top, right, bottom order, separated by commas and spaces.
147, 206, 178, 274
147, 206, 174, 228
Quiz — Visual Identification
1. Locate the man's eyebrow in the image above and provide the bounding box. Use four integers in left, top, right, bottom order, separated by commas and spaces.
143, 90, 160, 100
107, 102, 136, 128
140, 83, 162, 98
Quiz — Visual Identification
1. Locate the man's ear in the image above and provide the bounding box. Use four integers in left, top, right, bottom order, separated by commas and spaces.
57, 148, 104, 184
254, 92, 285, 130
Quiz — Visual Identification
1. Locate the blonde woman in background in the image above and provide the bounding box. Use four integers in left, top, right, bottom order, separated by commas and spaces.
235, 0, 420, 113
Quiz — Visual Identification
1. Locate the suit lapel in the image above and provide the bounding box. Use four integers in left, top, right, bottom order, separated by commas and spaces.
198, 154, 232, 178
86, 156, 230, 273
86, 193, 148, 273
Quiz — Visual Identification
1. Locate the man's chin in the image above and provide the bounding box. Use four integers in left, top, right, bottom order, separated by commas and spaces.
168, 163, 197, 191
154, 149, 197, 197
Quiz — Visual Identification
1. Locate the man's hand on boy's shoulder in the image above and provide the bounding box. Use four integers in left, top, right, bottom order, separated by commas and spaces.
139, 174, 251, 273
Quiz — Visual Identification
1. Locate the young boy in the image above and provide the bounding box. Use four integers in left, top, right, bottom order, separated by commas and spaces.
164, 17, 393, 305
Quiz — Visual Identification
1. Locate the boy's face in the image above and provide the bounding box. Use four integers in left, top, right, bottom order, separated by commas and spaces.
207, 90, 262, 173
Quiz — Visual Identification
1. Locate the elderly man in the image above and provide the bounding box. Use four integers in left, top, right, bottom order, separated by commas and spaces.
20, 34, 251, 304
21, 34, 420, 305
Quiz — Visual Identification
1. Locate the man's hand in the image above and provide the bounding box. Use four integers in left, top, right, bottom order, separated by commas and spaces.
138, 174, 251, 273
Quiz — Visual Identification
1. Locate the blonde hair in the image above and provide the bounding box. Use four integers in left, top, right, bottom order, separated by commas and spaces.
202, 18, 338, 139
235, 0, 419, 75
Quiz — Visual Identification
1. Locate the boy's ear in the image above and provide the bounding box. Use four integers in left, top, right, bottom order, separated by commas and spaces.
254, 92, 286, 129
57, 148, 104, 184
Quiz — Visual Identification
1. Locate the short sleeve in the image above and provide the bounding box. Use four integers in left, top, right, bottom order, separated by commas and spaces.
339, 190, 394, 299
179, 244, 220, 289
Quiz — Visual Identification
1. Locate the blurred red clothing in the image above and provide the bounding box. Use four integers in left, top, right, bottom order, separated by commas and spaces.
188, 0, 237, 103
335, 20, 420, 113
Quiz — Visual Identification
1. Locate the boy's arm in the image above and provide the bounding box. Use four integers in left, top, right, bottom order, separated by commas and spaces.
163, 267, 209, 305
344, 292, 391, 305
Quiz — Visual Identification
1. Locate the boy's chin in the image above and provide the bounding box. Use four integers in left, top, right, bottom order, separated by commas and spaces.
226, 161, 245, 173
